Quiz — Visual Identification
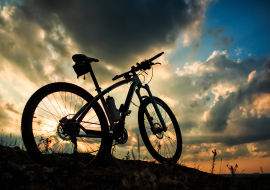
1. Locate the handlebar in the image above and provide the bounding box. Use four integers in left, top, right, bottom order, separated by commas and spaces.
149, 52, 164, 62
112, 52, 164, 81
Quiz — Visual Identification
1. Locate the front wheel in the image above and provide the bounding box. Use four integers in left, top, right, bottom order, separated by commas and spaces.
138, 97, 182, 163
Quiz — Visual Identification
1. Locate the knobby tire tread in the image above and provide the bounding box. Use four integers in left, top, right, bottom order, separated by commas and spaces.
138, 97, 182, 163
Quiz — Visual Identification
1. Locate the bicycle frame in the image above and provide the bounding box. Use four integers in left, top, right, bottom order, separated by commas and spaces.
71, 65, 167, 139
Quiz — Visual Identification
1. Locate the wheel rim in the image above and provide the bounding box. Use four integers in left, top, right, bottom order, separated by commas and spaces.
144, 102, 178, 159
31, 89, 104, 167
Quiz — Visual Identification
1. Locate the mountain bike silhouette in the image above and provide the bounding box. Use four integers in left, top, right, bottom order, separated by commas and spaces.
21, 52, 182, 168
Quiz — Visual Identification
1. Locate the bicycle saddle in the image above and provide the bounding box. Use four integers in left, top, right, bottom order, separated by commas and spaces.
72, 54, 99, 63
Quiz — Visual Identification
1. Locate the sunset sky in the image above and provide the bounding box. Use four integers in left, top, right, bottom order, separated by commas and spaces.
0, 0, 270, 174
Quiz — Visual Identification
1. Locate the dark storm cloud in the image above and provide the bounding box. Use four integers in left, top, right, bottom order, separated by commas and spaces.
228, 115, 270, 145
175, 50, 270, 147
226, 56, 270, 108
202, 56, 270, 134
205, 95, 236, 132
194, 54, 261, 93
240, 57, 270, 99
187, 114, 270, 146
201, 54, 267, 95
18, 0, 206, 68
0, 0, 208, 87
252, 140, 270, 157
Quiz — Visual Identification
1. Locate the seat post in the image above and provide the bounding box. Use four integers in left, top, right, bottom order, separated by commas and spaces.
88, 63, 102, 94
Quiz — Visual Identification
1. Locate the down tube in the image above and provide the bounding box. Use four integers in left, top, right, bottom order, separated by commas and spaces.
73, 78, 134, 123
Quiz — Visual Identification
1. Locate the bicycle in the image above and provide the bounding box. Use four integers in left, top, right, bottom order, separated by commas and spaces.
21, 52, 182, 168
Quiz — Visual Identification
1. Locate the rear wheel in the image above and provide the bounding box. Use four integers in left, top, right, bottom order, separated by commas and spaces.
138, 97, 182, 163
21, 82, 111, 168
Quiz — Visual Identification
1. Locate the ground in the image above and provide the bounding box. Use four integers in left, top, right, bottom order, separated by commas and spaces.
1, 145, 269, 190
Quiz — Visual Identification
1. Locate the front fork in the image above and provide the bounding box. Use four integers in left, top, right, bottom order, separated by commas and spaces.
136, 84, 168, 133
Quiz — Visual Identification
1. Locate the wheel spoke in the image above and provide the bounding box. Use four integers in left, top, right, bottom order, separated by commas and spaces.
52, 93, 65, 117
139, 97, 181, 163
21, 83, 109, 169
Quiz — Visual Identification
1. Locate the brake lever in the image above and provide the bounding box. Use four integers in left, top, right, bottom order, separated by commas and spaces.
155, 62, 161, 65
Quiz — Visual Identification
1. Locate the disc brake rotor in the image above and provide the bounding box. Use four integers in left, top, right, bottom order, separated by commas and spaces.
154, 123, 164, 139
57, 118, 80, 141
57, 124, 71, 141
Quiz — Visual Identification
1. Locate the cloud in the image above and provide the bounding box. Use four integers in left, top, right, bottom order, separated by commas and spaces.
181, 142, 250, 162
200, 55, 270, 138
235, 47, 242, 56
0, 106, 9, 125
4, 102, 20, 115
0, 97, 22, 135
0, 0, 210, 92
204, 94, 236, 132
212, 35, 234, 50
176, 51, 261, 94
251, 140, 270, 158
17, 0, 207, 68
173, 50, 270, 152
204, 26, 225, 38
204, 26, 234, 50
0, 3, 75, 87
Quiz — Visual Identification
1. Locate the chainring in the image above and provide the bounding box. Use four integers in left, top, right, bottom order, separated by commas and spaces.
115, 128, 128, 144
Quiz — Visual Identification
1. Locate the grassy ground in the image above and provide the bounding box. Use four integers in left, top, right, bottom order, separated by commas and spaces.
1, 144, 270, 190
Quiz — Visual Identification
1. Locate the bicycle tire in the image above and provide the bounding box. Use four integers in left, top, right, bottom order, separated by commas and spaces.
21, 82, 112, 168
138, 97, 182, 163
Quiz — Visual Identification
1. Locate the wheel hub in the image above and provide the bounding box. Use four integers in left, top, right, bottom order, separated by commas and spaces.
57, 117, 80, 141
154, 123, 164, 139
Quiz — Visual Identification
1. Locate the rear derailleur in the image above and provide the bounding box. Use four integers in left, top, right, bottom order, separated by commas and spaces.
58, 116, 80, 154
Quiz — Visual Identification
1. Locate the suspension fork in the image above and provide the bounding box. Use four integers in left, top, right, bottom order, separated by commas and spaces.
136, 84, 168, 132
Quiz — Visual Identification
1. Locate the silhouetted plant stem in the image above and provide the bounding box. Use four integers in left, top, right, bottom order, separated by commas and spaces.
210, 149, 217, 174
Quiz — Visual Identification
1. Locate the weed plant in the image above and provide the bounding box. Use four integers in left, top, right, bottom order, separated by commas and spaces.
210, 149, 217, 174
227, 163, 238, 178
0, 131, 24, 149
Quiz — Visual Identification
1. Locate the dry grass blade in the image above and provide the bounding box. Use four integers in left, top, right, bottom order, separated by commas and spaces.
131, 149, 136, 160
137, 133, 140, 160
219, 158, 222, 174
260, 166, 264, 174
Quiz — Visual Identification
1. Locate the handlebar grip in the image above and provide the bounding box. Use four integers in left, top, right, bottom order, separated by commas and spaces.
149, 52, 164, 62
112, 75, 120, 81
